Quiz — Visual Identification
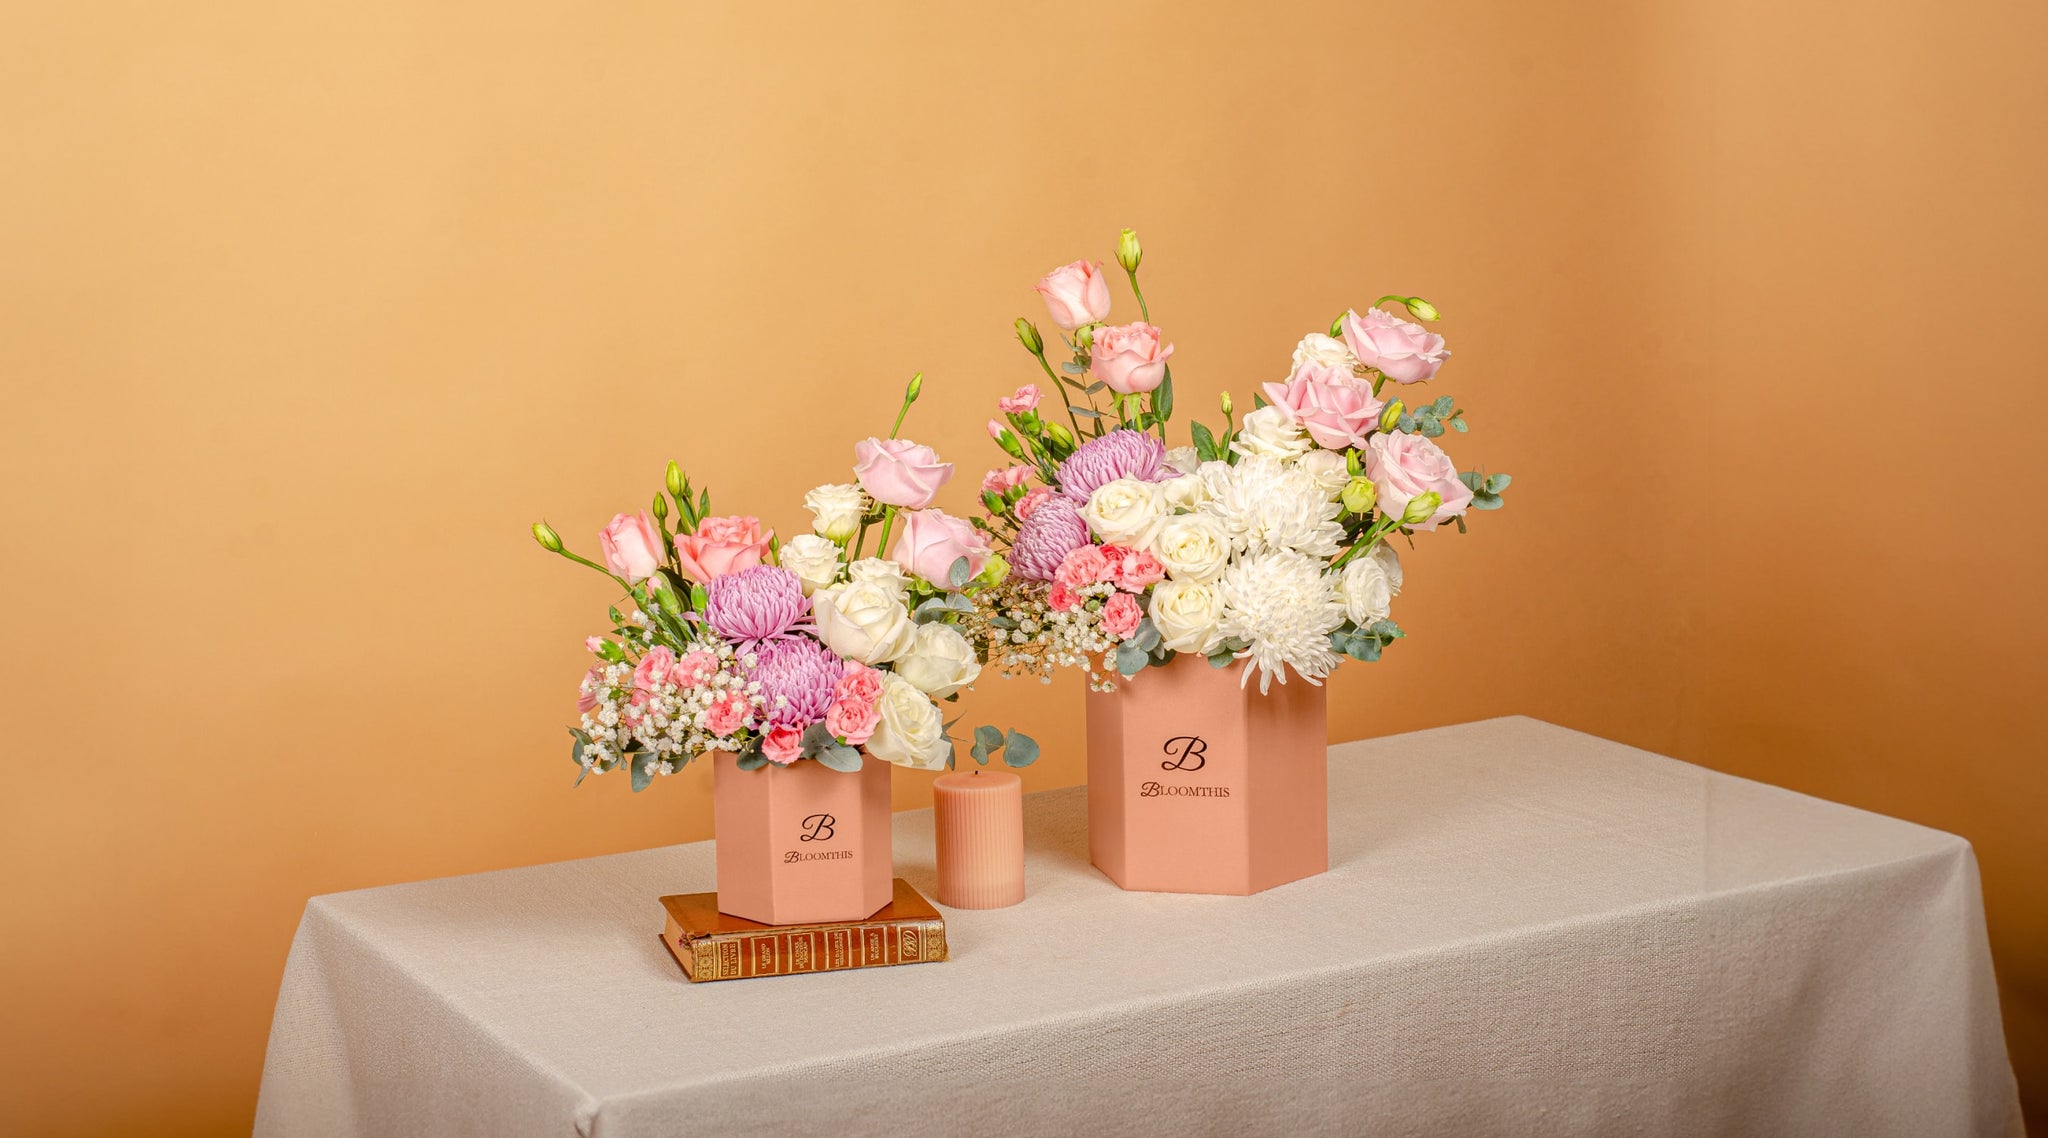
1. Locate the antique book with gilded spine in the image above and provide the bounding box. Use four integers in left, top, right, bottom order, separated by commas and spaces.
659, 877, 948, 982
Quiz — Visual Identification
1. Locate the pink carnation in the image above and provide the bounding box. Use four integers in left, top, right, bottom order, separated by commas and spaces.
1047, 582, 1081, 613
835, 662, 885, 706
633, 647, 678, 695
998, 384, 1043, 414
1054, 545, 1112, 590
761, 726, 804, 766
703, 692, 750, 736
1102, 592, 1142, 640
673, 650, 718, 690
1015, 487, 1053, 520
826, 697, 880, 746
1116, 550, 1165, 592
982, 466, 1033, 496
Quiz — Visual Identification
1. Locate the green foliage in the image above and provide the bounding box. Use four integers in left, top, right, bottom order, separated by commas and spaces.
1396, 395, 1466, 438
1190, 421, 1219, 462
1003, 730, 1040, 767
970, 725, 1005, 765
1328, 619, 1405, 663
630, 751, 657, 791
815, 746, 863, 772
1458, 470, 1512, 511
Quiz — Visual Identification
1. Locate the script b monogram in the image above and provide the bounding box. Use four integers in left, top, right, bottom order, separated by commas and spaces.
1161, 736, 1208, 771
799, 813, 836, 842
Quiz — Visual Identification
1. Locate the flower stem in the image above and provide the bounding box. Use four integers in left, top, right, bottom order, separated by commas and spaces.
1125, 269, 1149, 323
873, 506, 899, 557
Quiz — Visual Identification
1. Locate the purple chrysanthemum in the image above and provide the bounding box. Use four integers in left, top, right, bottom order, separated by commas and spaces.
1011, 496, 1092, 581
747, 635, 841, 728
1056, 428, 1167, 502
704, 565, 808, 643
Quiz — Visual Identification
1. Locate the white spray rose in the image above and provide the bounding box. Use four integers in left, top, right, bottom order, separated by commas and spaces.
812, 580, 915, 664
777, 534, 843, 596
1229, 405, 1313, 462
846, 557, 910, 598
1083, 477, 1169, 550
1151, 513, 1233, 583
1291, 331, 1361, 375
1338, 542, 1403, 626
1148, 579, 1225, 654
892, 621, 982, 698
866, 673, 952, 770
1164, 445, 1201, 475
1294, 449, 1351, 495
804, 483, 868, 544
1160, 472, 1211, 511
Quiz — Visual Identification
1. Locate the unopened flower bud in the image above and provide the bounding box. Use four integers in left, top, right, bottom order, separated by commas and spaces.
665, 461, 686, 499
531, 522, 563, 553
592, 637, 627, 662
1379, 400, 1404, 433
1115, 228, 1142, 274
1404, 296, 1441, 322
904, 371, 923, 403
993, 426, 1025, 459
1047, 422, 1076, 449
1345, 447, 1364, 477
977, 553, 1010, 588
1401, 491, 1442, 526
981, 490, 1005, 515
648, 572, 682, 607
1330, 314, 1346, 338
650, 493, 668, 521
1014, 318, 1044, 356
1074, 323, 1095, 350
1341, 478, 1377, 515
1220, 391, 1234, 416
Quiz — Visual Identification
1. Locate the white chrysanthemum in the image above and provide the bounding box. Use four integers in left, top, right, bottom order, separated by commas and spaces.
1215, 548, 1345, 693
1201, 455, 1345, 559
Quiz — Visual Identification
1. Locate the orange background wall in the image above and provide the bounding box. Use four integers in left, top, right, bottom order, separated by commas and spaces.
3, 1, 2043, 1133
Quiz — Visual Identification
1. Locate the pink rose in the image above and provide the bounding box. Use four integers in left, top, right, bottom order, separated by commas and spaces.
760, 726, 804, 766
888, 509, 990, 589
835, 660, 885, 705
1341, 307, 1448, 385
1089, 322, 1174, 395
1101, 592, 1142, 640
1047, 582, 1081, 613
576, 665, 602, 714
1262, 362, 1386, 450
854, 437, 954, 509
703, 692, 750, 736
674, 650, 718, 690
633, 647, 678, 694
1053, 544, 1112, 590
981, 466, 1033, 496
825, 696, 879, 746
673, 515, 772, 583
997, 384, 1042, 414
1364, 431, 1474, 531
1015, 486, 1053, 520
1034, 260, 1112, 330
599, 511, 663, 582
1116, 550, 1165, 592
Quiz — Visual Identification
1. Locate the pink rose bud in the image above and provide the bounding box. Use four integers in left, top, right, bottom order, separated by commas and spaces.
853, 437, 955, 509
1034, 260, 1113, 330
1088, 322, 1175, 395
598, 511, 664, 582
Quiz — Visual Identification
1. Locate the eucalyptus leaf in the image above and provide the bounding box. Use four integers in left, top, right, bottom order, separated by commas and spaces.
1450, 418, 1469, 432
1003, 730, 1040, 767
1060, 362, 1087, 375
800, 722, 835, 758
948, 556, 973, 589
1208, 649, 1237, 669
630, 751, 656, 792
1432, 395, 1455, 415
1470, 494, 1503, 510
816, 745, 863, 772
1071, 406, 1103, 419
1084, 381, 1107, 394
573, 765, 588, 787
734, 751, 770, 771
1115, 642, 1149, 676
1485, 472, 1513, 493
1132, 617, 1161, 653
1458, 471, 1484, 492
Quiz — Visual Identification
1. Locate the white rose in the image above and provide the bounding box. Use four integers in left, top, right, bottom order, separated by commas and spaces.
803, 483, 868, 544
846, 557, 910, 598
1291, 331, 1361, 375
1294, 449, 1351, 495
812, 580, 915, 664
1160, 472, 1211, 511
778, 534, 842, 596
1083, 477, 1169, 550
1148, 579, 1224, 655
1229, 405, 1312, 461
1164, 445, 1201, 475
892, 621, 982, 698
1152, 514, 1233, 583
1338, 542, 1403, 626
866, 673, 952, 770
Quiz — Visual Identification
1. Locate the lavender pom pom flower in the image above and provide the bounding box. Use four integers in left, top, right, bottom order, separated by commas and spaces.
704, 565, 808, 643
1011, 496, 1093, 580
1056, 428, 1168, 503
747, 635, 843, 729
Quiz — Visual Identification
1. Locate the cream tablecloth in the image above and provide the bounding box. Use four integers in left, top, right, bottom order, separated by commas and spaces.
255, 717, 2023, 1137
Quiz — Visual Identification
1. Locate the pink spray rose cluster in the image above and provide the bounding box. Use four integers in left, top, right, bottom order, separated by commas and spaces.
674, 515, 773, 582
1046, 543, 1161, 643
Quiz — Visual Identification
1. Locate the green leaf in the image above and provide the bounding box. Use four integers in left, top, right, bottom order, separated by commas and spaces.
799, 722, 834, 758
1458, 471, 1484, 492
1003, 730, 1040, 767
630, 751, 657, 792
1155, 374, 1174, 421
1368, 620, 1404, 639
1469, 494, 1503, 510
1131, 617, 1161, 654
970, 724, 1004, 765
1059, 361, 1087, 375
948, 556, 973, 589
1420, 419, 1444, 438
734, 750, 770, 771
1207, 649, 1236, 669
1115, 642, 1149, 676
1071, 406, 1104, 419
697, 488, 711, 519
1432, 395, 1455, 416
816, 745, 863, 772
1450, 417, 1469, 432
1190, 421, 1218, 462
1084, 380, 1107, 394
1484, 472, 1512, 494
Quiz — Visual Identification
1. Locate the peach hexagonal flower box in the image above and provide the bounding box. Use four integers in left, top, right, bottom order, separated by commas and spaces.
1087, 654, 1328, 895
712, 751, 893, 925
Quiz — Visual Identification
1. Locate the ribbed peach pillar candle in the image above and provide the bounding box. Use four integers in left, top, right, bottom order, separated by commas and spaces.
932, 769, 1025, 909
